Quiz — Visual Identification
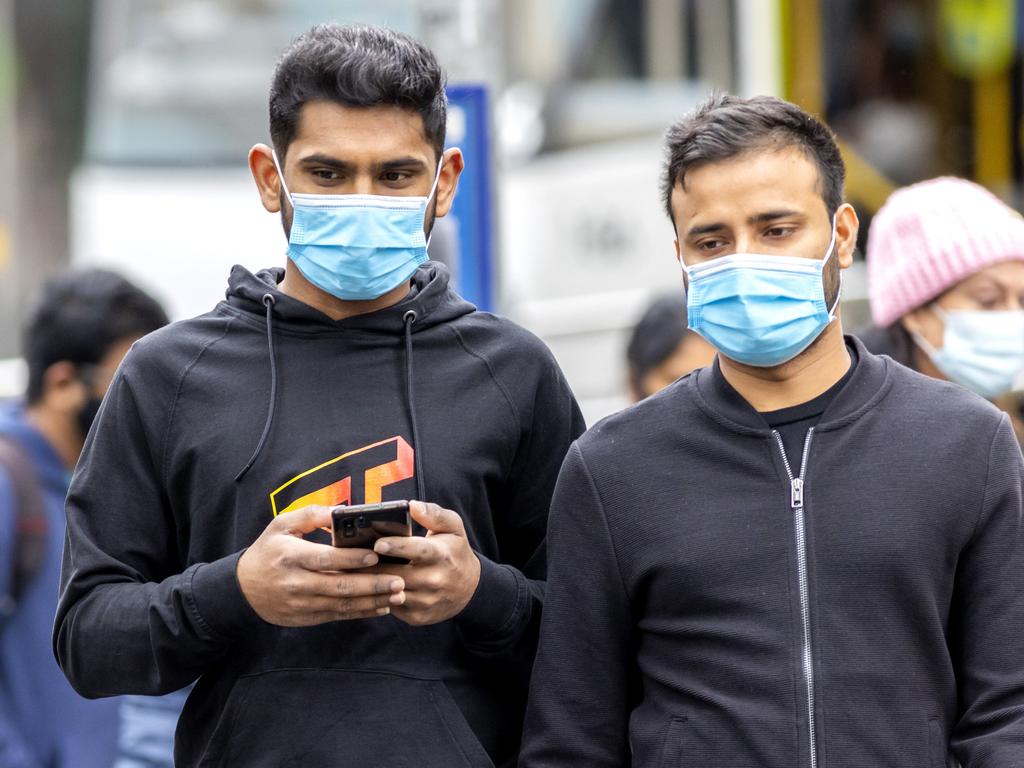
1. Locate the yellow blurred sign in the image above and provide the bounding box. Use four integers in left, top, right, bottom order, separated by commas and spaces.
939, 0, 1016, 78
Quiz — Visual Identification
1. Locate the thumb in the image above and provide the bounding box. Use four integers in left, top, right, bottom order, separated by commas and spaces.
410, 500, 464, 536
274, 505, 333, 536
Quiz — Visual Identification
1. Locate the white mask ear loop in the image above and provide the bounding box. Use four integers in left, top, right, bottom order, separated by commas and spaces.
909, 304, 947, 358
823, 213, 842, 318
424, 155, 446, 247
427, 155, 445, 202
271, 149, 293, 206
822, 215, 838, 266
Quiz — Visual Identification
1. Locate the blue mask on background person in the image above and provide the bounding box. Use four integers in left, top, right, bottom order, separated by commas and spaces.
682, 219, 840, 367
912, 307, 1024, 398
273, 151, 443, 301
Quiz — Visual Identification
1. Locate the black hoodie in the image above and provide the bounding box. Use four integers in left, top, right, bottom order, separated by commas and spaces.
53, 263, 584, 767
520, 337, 1024, 768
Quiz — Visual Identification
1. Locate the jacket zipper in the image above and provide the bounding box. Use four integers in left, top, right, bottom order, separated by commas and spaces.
772, 427, 818, 768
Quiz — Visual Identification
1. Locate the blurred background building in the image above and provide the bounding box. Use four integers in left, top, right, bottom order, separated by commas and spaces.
0, 0, 1021, 421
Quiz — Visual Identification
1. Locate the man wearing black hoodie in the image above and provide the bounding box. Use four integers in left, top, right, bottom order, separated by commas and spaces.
520, 94, 1024, 767
53, 24, 583, 767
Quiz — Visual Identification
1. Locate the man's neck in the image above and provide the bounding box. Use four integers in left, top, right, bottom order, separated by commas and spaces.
718, 321, 852, 413
23, 406, 82, 470
279, 263, 412, 321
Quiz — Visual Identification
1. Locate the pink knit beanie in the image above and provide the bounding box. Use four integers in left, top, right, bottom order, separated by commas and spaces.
866, 176, 1024, 326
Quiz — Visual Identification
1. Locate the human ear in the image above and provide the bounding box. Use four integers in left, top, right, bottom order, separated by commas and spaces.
249, 143, 285, 214
433, 147, 464, 219
41, 361, 85, 415
834, 203, 859, 269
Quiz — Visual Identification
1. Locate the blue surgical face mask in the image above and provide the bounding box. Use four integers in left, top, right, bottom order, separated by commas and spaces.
912, 306, 1024, 398
682, 219, 840, 367
273, 151, 443, 301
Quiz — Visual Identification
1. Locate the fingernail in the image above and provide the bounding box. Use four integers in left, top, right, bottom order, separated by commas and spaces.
363, 553, 378, 566
375, 541, 390, 554
377, 606, 390, 616
390, 579, 404, 592
389, 592, 406, 605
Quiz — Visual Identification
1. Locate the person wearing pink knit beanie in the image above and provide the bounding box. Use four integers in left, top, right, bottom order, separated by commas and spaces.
861, 177, 1024, 434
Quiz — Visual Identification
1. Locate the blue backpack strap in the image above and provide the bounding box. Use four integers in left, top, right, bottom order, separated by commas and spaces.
0, 436, 48, 619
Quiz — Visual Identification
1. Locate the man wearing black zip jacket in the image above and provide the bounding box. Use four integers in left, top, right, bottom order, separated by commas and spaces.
520, 93, 1024, 767
53, 25, 583, 767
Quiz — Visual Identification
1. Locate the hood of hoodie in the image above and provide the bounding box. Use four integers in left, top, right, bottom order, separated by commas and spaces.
222, 261, 475, 485
224, 261, 475, 335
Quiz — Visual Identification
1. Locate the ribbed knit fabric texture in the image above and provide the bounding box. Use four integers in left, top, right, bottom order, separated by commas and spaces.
866, 176, 1024, 326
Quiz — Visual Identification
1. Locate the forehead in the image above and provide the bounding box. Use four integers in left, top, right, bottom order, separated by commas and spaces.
671, 146, 825, 226
954, 259, 1024, 292
290, 100, 433, 161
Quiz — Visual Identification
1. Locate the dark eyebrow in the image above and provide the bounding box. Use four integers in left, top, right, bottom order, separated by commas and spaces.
686, 209, 806, 238
296, 154, 429, 174
377, 157, 429, 173
297, 154, 355, 172
686, 222, 728, 238
749, 209, 802, 224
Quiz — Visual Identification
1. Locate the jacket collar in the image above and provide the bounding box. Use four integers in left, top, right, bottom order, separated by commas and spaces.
690, 335, 894, 437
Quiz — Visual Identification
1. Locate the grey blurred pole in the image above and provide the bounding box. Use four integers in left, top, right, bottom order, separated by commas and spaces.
0, 0, 93, 358
645, 0, 685, 80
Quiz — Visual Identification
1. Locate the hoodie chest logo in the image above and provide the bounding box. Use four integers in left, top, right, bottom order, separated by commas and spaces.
269, 436, 414, 516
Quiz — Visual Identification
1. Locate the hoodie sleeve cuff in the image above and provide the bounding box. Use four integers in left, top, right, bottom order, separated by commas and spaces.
454, 554, 524, 637
188, 550, 265, 640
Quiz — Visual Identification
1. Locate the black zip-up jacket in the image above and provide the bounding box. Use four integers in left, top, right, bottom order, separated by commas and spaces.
53, 263, 584, 767
520, 337, 1024, 768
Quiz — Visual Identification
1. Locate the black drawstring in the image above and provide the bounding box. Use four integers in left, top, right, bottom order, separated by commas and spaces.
403, 310, 426, 501
235, 294, 278, 482
234, 297, 422, 497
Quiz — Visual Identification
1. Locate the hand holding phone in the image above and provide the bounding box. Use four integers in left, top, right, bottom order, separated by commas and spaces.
236, 505, 405, 627
331, 501, 412, 564
365, 501, 481, 627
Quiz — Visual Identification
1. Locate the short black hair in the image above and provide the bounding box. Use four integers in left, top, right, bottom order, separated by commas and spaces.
626, 295, 693, 396
662, 92, 845, 222
269, 24, 448, 161
24, 269, 168, 403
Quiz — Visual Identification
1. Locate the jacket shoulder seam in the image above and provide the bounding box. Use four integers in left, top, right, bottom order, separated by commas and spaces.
971, 413, 1012, 543
573, 443, 632, 603
446, 324, 521, 434
160, 316, 238, 487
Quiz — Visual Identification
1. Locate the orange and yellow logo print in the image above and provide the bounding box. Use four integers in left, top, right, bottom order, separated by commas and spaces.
269, 436, 414, 516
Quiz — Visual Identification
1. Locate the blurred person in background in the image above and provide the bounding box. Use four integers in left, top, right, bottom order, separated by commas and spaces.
860, 177, 1024, 441
53, 23, 582, 768
0, 270, 168, 768
625, 294, 715, 401
521, 93, 1024, 767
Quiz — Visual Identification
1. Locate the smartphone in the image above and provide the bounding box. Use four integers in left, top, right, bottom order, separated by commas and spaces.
330, 500, 412, 564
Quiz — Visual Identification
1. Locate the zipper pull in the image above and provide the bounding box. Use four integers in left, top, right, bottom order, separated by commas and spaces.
791, 477, 804, 508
